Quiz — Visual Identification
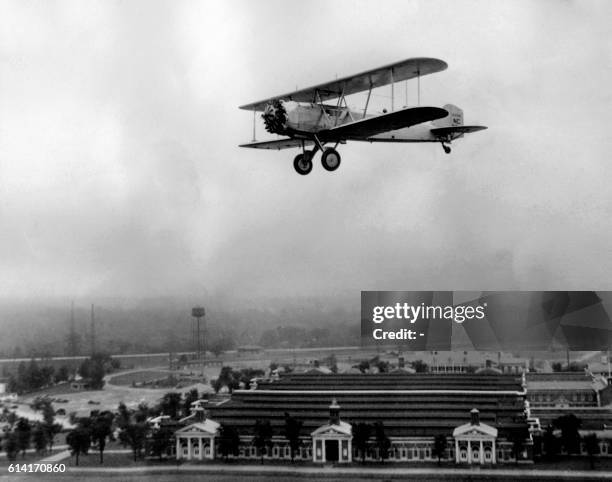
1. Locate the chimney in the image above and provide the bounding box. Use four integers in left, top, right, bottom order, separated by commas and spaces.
329, 398, 340, 425
470, 408, 480, 426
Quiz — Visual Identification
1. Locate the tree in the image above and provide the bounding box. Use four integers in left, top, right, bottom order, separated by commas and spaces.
55, 365, 70, 383
32, 424, 47, 454
584, 433, 599, 469
432, 434, 447, 465
253, 419, 273, 464
6, 411, 17, 430
160, 392, 182, 419
120, 422, 148, 461
149, 425, 174, 461
66, 426, 91, 466
353, 423, 372, 463
213, 366, 239, 394
91, 412, 113, 464
183, 389, 199, 418
553, 414, 581, 455
78, 353, 109, 390
218, 424, 240, 461
41, 400, 61, 452
412, 360, 428, 373
116, 402, 131, 429
375, 360, 389, 373
542, 424, 559, 459
374, 422, 391, 462
15, 417, 31, 458
284, 413, 303, 463
3, 432, 18, 461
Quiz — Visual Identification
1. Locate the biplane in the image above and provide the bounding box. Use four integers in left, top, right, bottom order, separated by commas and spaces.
239, 57, 487, 175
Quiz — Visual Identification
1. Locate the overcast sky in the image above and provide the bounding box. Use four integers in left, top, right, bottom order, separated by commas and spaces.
1, 0, 611, 307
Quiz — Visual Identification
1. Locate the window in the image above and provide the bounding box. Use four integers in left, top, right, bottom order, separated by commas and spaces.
484, 449, 492, 461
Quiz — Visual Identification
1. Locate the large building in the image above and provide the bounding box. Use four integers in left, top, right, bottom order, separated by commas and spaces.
186, 373, 533, 464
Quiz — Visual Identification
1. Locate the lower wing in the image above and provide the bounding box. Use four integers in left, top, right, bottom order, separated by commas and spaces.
322, 106, 448, 140
239, 138, 314, 150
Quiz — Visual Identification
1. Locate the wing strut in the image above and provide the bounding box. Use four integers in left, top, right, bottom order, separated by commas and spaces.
417, 68, 421, 106
390, 67, 394, 112
252, 108, 257, 142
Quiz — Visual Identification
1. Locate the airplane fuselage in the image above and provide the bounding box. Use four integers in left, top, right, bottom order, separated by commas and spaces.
280, 101, 443, 142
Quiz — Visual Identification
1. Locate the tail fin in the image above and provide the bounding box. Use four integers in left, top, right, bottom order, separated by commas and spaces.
432, 104, 463, 127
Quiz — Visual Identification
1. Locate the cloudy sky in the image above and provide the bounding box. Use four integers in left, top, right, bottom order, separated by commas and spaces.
1, 0, 611, 306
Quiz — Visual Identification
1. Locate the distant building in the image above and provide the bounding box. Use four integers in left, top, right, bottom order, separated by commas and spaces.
237, 346, 262, 355
526, 372, 598, 408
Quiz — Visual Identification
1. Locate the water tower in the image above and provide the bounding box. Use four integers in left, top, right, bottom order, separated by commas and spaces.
191, 306, 206, 361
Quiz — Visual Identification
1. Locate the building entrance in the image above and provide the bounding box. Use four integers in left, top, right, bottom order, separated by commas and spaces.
325, 440, 339, 462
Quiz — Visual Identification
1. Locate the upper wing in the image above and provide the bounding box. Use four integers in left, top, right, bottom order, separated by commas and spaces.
431, 125, 488, 140
240, 58, 447, 111
239, 138, 314, 150
322, 106, 448, 140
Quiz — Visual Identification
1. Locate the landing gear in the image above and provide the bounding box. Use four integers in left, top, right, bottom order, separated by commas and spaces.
442, 143, 451, 154
293, 151, 313, 175
321, 148, 341, 171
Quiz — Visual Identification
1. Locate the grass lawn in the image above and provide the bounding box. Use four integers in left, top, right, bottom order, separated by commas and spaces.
59, 452, 612, 472
108, 370, 175, 386
64, 451, 177, 468
0, 448, 67, 468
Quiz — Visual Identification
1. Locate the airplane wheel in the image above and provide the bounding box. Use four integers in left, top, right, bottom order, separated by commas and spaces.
293, 153, 313, 175
321, 148, 341, 171
443, 145, 451, 154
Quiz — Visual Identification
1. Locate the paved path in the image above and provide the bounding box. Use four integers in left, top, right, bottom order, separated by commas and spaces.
38, 450, 70, 463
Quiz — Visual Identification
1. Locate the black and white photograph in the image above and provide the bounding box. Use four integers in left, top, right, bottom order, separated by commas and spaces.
1, 1, 612, 480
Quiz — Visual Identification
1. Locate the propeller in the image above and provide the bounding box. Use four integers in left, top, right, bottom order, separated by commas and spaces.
262, 100, 288, 135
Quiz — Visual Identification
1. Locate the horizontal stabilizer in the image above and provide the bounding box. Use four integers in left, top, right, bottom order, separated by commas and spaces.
431, 125, 487, 140
325, 106, 448, 140
239, 138, 314, 150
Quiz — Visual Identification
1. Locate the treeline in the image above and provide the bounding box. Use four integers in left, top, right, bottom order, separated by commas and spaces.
259, 323, 359, 349
6, 354, 119, 394
0, 399, 62, 461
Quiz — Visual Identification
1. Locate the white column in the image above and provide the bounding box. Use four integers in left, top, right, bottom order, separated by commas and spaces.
347, 439, 352, 462
480, 440, 484, 464
187, 438, 192, 460
492, 440, 496, 464
322, 439, 326, 462
210, 437, 215, 459
176, 438, 181, 460
455, 439, 459, 463
199, 437, 203, 460
467, 441, 472, 464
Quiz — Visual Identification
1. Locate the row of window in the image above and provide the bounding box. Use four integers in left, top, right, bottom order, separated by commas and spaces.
529, 391, 594, 403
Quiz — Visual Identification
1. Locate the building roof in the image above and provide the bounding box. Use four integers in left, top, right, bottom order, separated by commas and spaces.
176, 420, 220, 436
311, 421, 352, 437
209, 373, 528, 439
453, 421, 498, 438
527, 380, 594, 391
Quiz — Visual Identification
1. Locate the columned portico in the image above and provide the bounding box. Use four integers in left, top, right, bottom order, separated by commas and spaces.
175, 419, 220, 461
452, 408, 498, 465
311, 399, 352, 463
